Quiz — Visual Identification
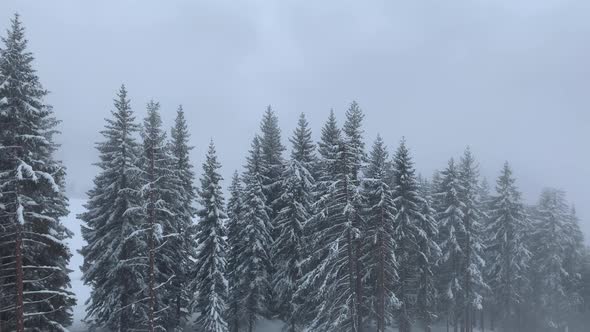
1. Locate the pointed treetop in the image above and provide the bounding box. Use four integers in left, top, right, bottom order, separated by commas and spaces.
290, 112, 315, 163
366, 134, 389, 179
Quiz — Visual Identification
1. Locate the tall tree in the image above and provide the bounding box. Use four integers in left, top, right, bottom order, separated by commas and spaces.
238, 136, 273, 332
390, 139, 435, 332
415, 176, 441, 332
343, 101, 367, 331
169, 105, 197, 325
226, 171, 245, 332
304, 136, 364, 332
457, 148, 487, 332
485, 163, 531, 331
529, 188, 582, 330
361, 135, 399, 332
139, 101, 184, 331
272, 113, 316, 331
258, 105, 285, 224
80, 86, 147, 331
294, 110, 341, 325
192, 141, 228, 332
435, 159, 465, 331
0, 14, 74, 331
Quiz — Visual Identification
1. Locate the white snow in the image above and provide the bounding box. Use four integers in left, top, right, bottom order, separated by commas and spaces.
65, 199, 287, 332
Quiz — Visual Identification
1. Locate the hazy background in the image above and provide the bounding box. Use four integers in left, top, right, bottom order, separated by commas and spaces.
1, 0, 589, 237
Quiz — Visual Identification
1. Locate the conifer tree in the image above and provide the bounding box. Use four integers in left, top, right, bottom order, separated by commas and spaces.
272, 114, 316, 331
238, 136, 273, 332
79, 86, 147, 331
294, 110, 341, 324
457, 148, 488, 332
530, 188, 582, 330
485, 163, 531, 331
192, 141, 228, 332
139, 101, 184, 331
361, 135, 398, 332
415, 176, 441, 332
390, 139, 434, 332
342, 101, 367, 330
226, 171, 245, 332
258, 106, 285, 224
0, 14, 74, 331
304, 137, 364, 332
169, 105, 197, 324
435, 159, 465, 331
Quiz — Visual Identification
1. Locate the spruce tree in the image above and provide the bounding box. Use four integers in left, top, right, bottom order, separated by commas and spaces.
457, 148, 488, 332
169, 105, 197, 324
258, 105, 285, 225
415, 176, 441, 332
238, 136, 273, 332
485, 163, 531, 331
304, 137, 364, 332
435, 159, 465, 331
226, 171, 245, 332
390, 139, 435, 332
361, 135, 399, 332
294, 110, 341, 324
79, 86, 147, 330
139, 101, 184, 331
530, 189, 582, 330
272, 113, 315, 331
0, 14, 74, 331
192, 141, 228, 332
343, 101, 367, 330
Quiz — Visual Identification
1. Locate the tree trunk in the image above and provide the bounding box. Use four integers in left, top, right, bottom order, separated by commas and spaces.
481, 308, 485, 332
15, 222, 24, 332
14, 180, 24, 332
376, 212, 385, 332
148, 146, 156, 332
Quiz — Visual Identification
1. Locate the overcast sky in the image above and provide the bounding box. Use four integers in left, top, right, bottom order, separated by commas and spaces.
1, 0, 589, 237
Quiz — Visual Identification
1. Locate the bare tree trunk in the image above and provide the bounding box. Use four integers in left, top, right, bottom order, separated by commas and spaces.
481, 308, 485, 332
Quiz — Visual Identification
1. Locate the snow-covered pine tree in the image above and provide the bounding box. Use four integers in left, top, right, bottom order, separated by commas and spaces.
485, 162, 531, 331
304, 136, 364, 332
361, 135, 399, 332
238, 136, 273, 332
457, 148, 487, 332
169, 105, 197, 325
272, 113, 316, 331
415, 175, 441, 332
226, 171, 245, 332
342, 101, 367, 330
294, 110, 341, 325
192, 141, 228, 332
0, 14, 74, 331
80, 85, 148, 331
139, 101, 185, 331
390, 138, 435, 332
529, 188, 582, 330
435, 159, 465, 331
258, 105, 285, 228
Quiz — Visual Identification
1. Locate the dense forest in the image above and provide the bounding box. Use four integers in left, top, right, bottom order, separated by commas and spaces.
1, 13, 590, 332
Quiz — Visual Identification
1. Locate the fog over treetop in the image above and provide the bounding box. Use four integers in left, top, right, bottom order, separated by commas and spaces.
1, 0, 588, 236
